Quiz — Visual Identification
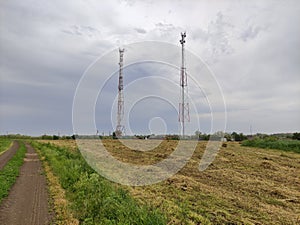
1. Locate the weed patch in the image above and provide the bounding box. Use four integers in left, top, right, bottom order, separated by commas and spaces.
0, 141, 26, 203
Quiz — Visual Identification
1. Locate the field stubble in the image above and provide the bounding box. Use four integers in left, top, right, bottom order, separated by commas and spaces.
41, 139, 300, 224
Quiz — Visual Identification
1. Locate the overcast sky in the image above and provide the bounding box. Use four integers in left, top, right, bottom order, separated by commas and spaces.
1, 0, 299, 136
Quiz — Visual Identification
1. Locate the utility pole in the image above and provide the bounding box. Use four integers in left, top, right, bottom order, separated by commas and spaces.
116, 48, 125, 137
179, 32, 190, 138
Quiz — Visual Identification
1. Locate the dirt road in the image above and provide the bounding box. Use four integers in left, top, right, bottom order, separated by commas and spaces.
0, 143, 53, 225
0, 141, 19, 170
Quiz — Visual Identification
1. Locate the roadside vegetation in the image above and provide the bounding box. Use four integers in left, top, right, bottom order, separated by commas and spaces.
242, 137, 300, 153
0, 138, 12, 154
32, 141, 166, 225
36, 149, 79, 225
0, 141, 26, 203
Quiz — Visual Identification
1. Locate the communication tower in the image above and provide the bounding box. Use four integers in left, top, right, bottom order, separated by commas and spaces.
179, 32, 190, 138
116, 48, 125, 137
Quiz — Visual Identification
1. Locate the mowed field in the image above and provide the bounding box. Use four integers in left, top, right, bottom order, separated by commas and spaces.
40, 139, 300, 224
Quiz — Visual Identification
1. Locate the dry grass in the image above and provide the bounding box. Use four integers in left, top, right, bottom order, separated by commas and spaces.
102, 139, 178, 165
41, 140, 300, 224
39, 140, 78, 152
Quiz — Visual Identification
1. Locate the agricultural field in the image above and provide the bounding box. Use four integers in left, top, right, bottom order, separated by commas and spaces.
38, 139, 300, 224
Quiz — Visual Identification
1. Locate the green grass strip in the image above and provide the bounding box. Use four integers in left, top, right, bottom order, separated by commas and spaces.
242, 139, 300, 154
0, 139, 12, 154
32, 141, 166, 225
0, 141, 26, 203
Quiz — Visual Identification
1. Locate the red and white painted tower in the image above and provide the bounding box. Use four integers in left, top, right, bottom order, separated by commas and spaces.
179, 32, 190, 138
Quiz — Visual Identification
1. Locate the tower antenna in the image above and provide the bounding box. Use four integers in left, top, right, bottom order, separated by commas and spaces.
116, 48, 125, 137
179, 32, 190, 138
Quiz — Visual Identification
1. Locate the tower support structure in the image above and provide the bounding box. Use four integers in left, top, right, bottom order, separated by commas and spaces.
116, 48, 125, 137
179, 32, 190, 138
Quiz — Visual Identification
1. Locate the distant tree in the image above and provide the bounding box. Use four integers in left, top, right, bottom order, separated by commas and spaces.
204, 134, 210, 140
292, 132, 300, 140
286, 134, 292, 139
239, 133, 247, 141
195, 130, 201, 138
198, 133, 210, 140
112, 132, 117, 139
134, 135, 151, 139
41, 134, 52, 140
165, 135, 179, 140
231, 132, 247, 141
224, 133, 232, 141
53, 135, 59, 140
231, 132, 239, 141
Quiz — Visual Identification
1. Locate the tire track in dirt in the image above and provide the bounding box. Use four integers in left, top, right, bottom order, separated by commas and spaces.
0, 141, 19, 170
0, 143, 53, 225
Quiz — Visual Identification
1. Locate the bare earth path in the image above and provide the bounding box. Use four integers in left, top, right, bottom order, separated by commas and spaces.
0, 141, 19, 170
0, 143, 52, 225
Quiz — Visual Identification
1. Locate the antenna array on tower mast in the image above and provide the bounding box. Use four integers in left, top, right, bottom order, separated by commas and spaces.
116, 48, 125, 137
179, 32, 190, 138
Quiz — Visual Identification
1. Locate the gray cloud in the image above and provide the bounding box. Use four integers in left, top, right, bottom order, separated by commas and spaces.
0, 0, 299, 135
240, 25, 262, 41
62, 25, 100, 37
134, 27, 147, 34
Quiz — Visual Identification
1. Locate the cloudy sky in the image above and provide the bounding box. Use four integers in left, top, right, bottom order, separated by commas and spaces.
0, 0, 299, 136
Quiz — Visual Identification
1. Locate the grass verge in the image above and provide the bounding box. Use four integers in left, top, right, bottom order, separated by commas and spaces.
0, 139, 12, 154
0, 141, 26, 203
242, 139, 300, 153
38, 152, 79, 225
32, 141, 166, 225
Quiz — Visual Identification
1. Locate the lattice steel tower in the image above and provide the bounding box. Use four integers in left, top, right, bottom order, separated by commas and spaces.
179, 32, 190, 138
116, 48, 125, 137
